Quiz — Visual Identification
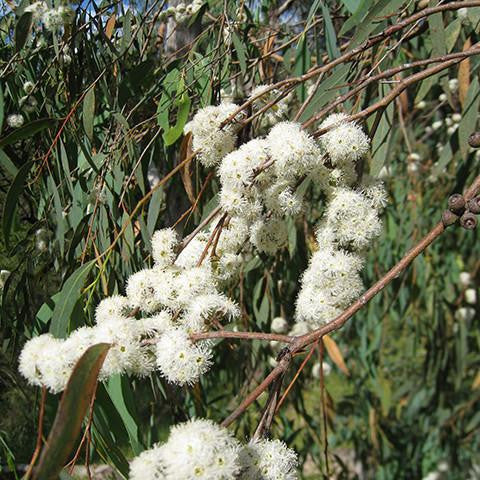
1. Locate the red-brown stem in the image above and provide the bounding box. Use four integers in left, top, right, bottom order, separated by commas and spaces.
191, 331, 293, 343
310, 51, 480, 135
24, 386, 47, 480
305, 47, 479, 127
220, 1, 480, 130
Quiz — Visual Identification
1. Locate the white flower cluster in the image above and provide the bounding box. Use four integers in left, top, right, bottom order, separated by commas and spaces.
129, 418, 298, 480
6, 114, 25, 129
19, 228, 239, 392
187, 96, 382, 291
294, 117, 386, 331
25, 2, 74, 31
184, 102, 244, 167
159, 0, 204, 23
319, 113, 370, 186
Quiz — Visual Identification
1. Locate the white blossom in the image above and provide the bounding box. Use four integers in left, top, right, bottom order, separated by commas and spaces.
155, 328, 212, 385
319, 113, 370, 166
7, 114, 24, 129
239, 438, 298, 480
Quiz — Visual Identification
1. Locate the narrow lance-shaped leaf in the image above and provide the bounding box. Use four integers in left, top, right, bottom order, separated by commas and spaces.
33, 343, 111, 480
2, 160, 34, 246
83, 87, 95, 141
50, 260, 96, 338
15, 11, 33, 51
0, 119, 55, 148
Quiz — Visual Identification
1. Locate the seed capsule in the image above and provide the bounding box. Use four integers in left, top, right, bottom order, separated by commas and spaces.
468, 132, 480, 148
447, 193, 466, 214
441, 210, 457, 227
460, 212, 477, 230
467, 196, 480, 214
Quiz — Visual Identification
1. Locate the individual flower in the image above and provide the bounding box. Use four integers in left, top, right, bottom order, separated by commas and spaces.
271, 316, 288, 334
239, 438, 298, 480
187, 103, 243, 168
6, 114, 24, 129
319, 113, 370, 166
155, 328, 212, 385
95, 295, 130, 324
151, 228, 178, 267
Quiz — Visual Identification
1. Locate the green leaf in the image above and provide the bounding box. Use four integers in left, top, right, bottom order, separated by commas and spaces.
106, 375, 142, 455
428, 12, 446, 58
50, 261, 96, 338
459, 77, 480, 160
0, 148, 18, 177
33, 344, 110, 480
163, 80, 191, 146
15, 12, 33, 52
341, 0, 362, 14
83, 87, 95, 141
2, 160, 33, 246
0, 83, 4, 133
0, 118, 55, 147
371, 85, 394, 176
231, 32, 247, 76
321, 2, 340, 59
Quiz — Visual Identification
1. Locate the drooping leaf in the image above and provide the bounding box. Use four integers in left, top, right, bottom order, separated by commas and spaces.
323, 335, 350, 376
33, 343, 110, 480
83, 87, 95, 141
0, 118, 55, 147
15, 11, 33, 51
50, 260, 96, 338
2, 160, 33, 246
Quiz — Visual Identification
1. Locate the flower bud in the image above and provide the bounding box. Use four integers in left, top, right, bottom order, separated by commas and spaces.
271, 316, 288, 334
441, 210, 457, 227
455, 307, 475, 322
459, 272, 471, 287
465, 288, 477, 305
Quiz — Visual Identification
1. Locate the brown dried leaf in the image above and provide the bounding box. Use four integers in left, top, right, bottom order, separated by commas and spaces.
472, 370, 480, 390
105, 13, 116, 40
458, 37, 471, 108
323, 335, 350, 376
369, 408, 380, 451
179, 132, 195, 205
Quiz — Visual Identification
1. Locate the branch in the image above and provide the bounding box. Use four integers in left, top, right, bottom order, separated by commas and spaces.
221, 173, 480, 427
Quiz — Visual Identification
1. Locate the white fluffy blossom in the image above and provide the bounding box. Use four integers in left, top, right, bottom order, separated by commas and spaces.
319, 113, 370, 167
187, 103, 243, 168
249, 84, 292, 128
95, 295, 130, 324
239, 438, 298, 480
19, 334, 67, 392
156, 328, 212, 385
130, 419, 241, 480
151, 228, 178, 266
25, 1, 47, 21
180, 293, 239, 332
267, 122, 324, 180
130, 445, 167, 480
126, 268, 163, 313
23, 81, 35, 94
324, 187, 383, 250
7, 114, 24, 129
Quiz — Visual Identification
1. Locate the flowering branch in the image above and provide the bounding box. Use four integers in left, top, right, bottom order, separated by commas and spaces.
221, 172, 480, 428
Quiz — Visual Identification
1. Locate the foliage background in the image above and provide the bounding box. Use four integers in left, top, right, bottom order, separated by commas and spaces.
0, 0, 479, 478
